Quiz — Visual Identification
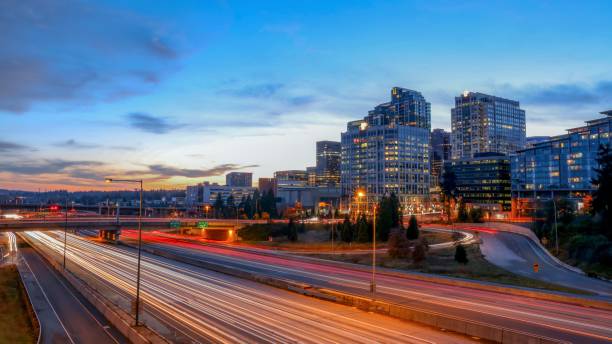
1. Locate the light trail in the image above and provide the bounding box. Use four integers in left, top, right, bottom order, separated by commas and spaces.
123, 231, 612, 343
23, 231, 467, 344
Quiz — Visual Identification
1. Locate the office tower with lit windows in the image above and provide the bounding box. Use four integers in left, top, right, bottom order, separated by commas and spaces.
225, 172, 252, 187
316, 141, 341, 186
451, 92, 526, 159
430, 128, 451, 188
341, 87, 430, 213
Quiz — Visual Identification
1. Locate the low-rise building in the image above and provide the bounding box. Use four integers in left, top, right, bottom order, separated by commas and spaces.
511, 110, 612, 217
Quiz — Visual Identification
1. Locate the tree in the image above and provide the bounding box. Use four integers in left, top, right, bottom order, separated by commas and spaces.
468, 207, 483, 223
340, 215, 354, 243
412, 240, 427, 264
441, 169, 457, 222
213, 192, 225, 218
376, 196, 393, 242
356, 213, 370, 242
389, 192, 401, 228
454, 244, 468, 264
592, 144, 612, 238
244, 195, 253, 219
457, 199, 468, 222
226, 194, 235, 218
387, 229, 410, 258
287, 218, 298, 242
406, 215, 419, 240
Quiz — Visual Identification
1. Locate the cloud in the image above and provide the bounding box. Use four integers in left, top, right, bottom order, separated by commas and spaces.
288, 95, 317, 106
499, 80, 612, 106
54, 139, 99, 149
0, 140, 31, 153
147, 163, 259, 178
0, 159, 103, 175
126, 112, 184, 134
0, 0, 182, 114
220, 83, 285, 98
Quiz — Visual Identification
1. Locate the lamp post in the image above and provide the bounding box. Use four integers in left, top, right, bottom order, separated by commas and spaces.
105, 178, 144, 326
371, 204, 377, 294
551, 198, 559, 255
63, 198, 68, 269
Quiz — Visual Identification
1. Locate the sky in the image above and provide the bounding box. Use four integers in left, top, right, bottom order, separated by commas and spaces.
1, 0, 612, 191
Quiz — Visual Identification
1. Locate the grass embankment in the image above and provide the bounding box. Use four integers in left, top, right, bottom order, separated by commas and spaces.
306, 244, 590, 295
236, 223, 453, 251
0, 265, 37, 344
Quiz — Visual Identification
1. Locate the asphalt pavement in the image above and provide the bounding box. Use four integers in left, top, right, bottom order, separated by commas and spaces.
121, 230, 612, 344
24, 231, 473, 344
19, 246, 126, 344
479, 231, 612, 296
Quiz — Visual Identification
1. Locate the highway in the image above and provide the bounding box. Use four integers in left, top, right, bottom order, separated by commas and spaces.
22, 231, 472, 343
479, 230, 612, 296
19, 247, 127, 344
121, 230, 612, 344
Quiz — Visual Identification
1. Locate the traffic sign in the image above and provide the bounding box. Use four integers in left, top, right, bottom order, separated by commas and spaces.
169, 220, 181, 228
197, 221, 208, 229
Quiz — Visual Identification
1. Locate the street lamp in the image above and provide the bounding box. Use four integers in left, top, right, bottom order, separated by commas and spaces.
105, 177, 144, 326
371, 204, 377, 294
63, 198, 68, 269
551, 198, 559, 255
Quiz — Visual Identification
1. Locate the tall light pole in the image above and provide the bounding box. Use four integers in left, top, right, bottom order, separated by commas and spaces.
63, 198, 68, 269
371, 204, 377, 294
105, 178, 144, 326
551, 198, 559, 255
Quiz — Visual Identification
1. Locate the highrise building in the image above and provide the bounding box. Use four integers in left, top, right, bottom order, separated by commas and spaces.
258, 177, 276, 194
430, 128, 451, 188
315, 141, 341, 186
225, 172, 252, 187
274, 170, 309, 187
451, 92, 526, 159
341, 87, 431, 213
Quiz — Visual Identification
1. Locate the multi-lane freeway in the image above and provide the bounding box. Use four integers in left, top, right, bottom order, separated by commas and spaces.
119, 230, 612, 344
22, 231, 471, 343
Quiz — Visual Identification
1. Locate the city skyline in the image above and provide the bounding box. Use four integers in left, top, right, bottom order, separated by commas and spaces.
2, 0, 612, 191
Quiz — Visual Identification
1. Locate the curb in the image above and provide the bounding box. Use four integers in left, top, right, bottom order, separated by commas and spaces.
125, 241, 567, 344
20, 234, 167, 344
455, 222, 586, 275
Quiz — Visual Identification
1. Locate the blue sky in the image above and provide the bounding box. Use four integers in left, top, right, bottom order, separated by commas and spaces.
1, 0, 611, 190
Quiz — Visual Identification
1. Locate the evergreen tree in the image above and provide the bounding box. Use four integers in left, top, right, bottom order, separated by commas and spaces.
252, 189, 261, 217
406, 215, 419, 240
454, 244, 468, 264
376, 196, 393, 242
340, 215, 353, 243
389, 192, 401, 228
457, 199, 468, 222
226, 194, 235, 218
591, 144, 612, 238
213, 192, 224, 218
244, 195, 253, 219
387, 229, 410, 258
441, 169, 457, 199
412, 240, 427, 264
468, 207, 483, 223
356, 213, 370, 242
287, 218, 298, 242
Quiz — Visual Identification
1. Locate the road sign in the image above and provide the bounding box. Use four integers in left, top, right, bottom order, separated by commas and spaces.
533, 262, 539, 273
169, 220, 180, 228
197, 221, 208, 229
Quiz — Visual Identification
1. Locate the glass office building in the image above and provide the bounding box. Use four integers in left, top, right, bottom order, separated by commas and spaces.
444, 152, 511, 211
315, 141, 341, 186
341, 87, 430, 213
430, 128, 451, 189
511, 110, 612, 217
451, 92, 526, 159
